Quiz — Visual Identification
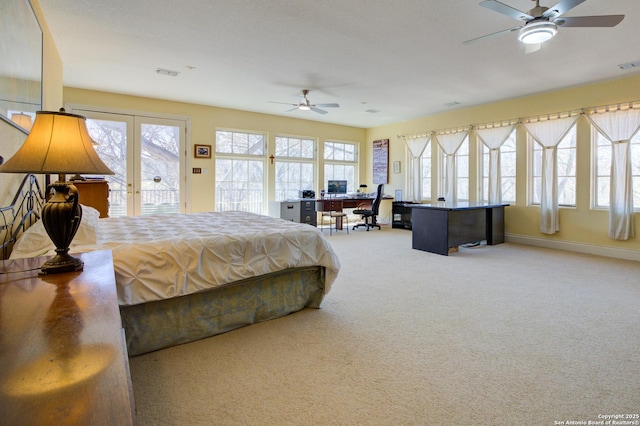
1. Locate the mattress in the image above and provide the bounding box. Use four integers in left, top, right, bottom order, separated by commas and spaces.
10, 209, 340, 306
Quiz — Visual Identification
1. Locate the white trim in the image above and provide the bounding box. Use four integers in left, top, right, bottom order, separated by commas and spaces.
506, 233, 640, 262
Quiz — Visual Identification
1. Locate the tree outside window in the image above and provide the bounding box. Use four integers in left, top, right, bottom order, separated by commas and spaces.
274, 135, 315, 201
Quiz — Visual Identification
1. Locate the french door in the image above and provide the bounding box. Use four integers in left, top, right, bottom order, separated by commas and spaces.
71, 108, 186, 216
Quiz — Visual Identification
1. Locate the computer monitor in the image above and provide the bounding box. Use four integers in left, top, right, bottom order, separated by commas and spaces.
327, 180, 347, 195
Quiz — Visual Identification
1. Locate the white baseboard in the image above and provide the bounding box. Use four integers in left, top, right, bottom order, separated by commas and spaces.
505, 233, 640, 262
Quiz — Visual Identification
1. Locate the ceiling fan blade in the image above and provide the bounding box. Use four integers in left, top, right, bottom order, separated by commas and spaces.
285, 107, 299, 112
479, 0, 532, 21
314, 103, 340, 108
557, 15, 624, 27
311, 107, 328, 115
463, 26, 521, 45
543, 0, 586, 19
269, 101, 297, 106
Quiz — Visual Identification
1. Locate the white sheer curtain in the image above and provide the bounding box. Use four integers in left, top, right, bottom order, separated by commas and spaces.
434, 130, 468, 202
523, 115, 579, 234
475, 124, 516, 204
404, 135, 430, 202
586, 105, 640, 240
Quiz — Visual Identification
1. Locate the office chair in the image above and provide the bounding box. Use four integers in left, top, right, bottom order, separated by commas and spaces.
352, 184, 383, 231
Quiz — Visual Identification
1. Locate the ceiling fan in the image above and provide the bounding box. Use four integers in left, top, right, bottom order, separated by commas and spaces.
463, 0, 624, 46
270, 89, 339, 115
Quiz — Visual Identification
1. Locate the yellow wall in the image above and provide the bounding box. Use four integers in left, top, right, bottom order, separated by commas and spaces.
63, 88, 366, 212
365, 73, 640, 257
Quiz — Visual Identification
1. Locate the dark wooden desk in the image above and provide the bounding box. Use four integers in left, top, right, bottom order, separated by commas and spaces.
315, 196, 375, 211
409, 202, 508, 255
315, 196, 374, 230
0, 250, 135, 425
316, 196, 395, 229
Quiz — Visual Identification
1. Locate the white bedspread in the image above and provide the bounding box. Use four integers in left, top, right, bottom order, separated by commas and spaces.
11, 211, 340, 306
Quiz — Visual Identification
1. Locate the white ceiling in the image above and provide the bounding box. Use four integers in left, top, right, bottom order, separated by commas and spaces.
38, 0, 640, 128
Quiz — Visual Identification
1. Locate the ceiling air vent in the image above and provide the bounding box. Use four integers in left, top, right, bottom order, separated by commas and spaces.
618, 60, 640, 70
156, 68, 179, 77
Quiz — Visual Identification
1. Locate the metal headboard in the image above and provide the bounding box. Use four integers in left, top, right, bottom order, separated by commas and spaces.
0, 174, 45, 260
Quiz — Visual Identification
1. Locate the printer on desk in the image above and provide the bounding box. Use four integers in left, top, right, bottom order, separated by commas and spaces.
299, 190, 315, 199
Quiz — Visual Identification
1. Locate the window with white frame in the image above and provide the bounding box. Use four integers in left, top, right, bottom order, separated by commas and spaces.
529, 124, 577, 206
592, 128, 640, 209
457, 137, 469, 201
274, 135, 316, 201
439, 135, 469, 201
420, 144, 432, 201
215, 130, 266, 214
323, 140, 357, 193
481, 130, 516, 203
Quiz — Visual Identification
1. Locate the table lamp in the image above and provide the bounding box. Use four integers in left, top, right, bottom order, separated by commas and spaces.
0, 109, 114, 274
10, 112, 34, 132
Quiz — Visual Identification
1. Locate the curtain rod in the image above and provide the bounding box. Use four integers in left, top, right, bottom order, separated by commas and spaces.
584, 100, 640, 114
396, 99, 639, 139
522, 109, 583, 123
434, 126, 471, 136
397, 132, 432, 140
472, 118, 520, 130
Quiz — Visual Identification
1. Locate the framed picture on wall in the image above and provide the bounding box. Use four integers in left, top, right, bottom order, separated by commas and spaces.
372, 139, 389, 184
194, 144, 211, 158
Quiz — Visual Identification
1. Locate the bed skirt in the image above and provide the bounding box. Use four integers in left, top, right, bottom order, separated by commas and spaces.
120, 266, 326, 356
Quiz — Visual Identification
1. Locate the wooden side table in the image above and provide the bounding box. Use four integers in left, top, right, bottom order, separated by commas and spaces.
0, 250, 135, 425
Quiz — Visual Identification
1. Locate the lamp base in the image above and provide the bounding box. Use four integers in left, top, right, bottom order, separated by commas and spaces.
39, 252, 84, 275
40, 181, 84, 275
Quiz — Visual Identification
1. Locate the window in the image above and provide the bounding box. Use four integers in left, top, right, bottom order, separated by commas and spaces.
439, 135, 469, 201
215, 130, 266, 213
593, 128, 640, 209
324, 140, 357, 193
457, 137, 469, 201
481, 130, 516, 203
274, 135, 316, 201
530, 125, 577, 206
420, 144, 432, 201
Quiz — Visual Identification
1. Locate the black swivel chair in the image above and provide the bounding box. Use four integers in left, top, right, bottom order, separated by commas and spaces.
352, 184, 383, 231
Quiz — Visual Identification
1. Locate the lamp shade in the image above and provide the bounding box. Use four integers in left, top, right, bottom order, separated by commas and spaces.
0, 110, 114, 176
10, 112, 34, 131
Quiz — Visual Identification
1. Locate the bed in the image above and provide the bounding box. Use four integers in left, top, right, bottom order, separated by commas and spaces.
3, 175, 340, 356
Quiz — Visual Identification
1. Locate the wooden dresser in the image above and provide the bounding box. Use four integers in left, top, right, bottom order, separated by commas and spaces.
72, 179, 110, 218
0, 250, 135, 425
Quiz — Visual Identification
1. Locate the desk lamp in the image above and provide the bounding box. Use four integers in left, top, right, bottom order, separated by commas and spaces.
0, 109, 114, 274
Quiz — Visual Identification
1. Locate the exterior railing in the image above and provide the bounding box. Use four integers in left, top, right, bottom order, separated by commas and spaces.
108, 189, 179, 216
108, 188, 264, 216
215, 188, 263, 214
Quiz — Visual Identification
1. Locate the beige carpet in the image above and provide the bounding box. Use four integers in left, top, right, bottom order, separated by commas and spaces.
128, 227, 640, 425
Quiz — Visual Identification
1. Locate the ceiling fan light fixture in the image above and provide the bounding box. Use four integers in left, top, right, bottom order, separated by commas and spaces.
518, 21, 558, 44
298, 105, 311, 111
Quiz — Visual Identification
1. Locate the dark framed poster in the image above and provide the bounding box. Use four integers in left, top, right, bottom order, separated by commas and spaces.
373, 139, 389, 184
